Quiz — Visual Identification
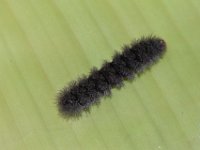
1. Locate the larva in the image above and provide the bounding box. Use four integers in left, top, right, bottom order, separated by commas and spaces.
58, 36, 166, 117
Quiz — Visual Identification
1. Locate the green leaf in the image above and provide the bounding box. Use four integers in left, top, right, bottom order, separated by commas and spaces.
0, 0, 200, 150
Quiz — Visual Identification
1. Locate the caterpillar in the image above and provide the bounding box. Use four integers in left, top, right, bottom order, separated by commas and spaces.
58, 36, 166, 117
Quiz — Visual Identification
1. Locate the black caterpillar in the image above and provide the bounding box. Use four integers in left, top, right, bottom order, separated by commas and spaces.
58, 36, 166, 117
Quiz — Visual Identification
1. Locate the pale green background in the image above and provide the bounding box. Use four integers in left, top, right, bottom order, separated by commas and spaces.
0, 0, 200, 150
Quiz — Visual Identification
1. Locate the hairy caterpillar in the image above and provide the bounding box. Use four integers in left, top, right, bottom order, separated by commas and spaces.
58, 36, 166, 117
